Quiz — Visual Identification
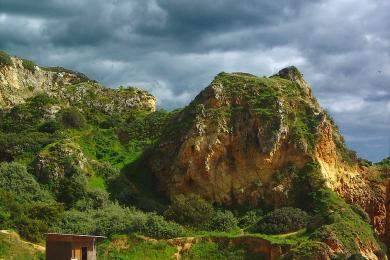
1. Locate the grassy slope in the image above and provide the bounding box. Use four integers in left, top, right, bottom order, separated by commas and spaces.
0, 231, 44, 259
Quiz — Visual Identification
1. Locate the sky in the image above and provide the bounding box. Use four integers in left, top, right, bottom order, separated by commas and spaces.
0, 0, 389, 162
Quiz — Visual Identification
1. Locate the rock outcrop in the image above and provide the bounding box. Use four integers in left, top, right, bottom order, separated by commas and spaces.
149, 67, 389, 257
149, 68, 353, 205
0, 54, 156, 113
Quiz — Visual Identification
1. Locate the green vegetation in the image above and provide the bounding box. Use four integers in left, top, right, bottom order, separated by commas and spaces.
0, 50, 12, 67
252, 207, 309, 235
308, 189, 385, 257
0, 231, 44, 260
290, 161, 326, 210
182, 241, 263, 260
43, 66, 92, 83
164, 194, 215, 229
22, 59, 36, 72
98, 235, 176, 260
59, 108, 86, 128
377, 156, 390, 167
0, 162, 51, 203
56, 203, 186, 239
0, 189, 63, 242
209, 210, 239, 232
280, 241, 331, 259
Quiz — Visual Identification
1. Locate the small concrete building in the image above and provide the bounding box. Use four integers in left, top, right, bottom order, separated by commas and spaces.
46, 233, 105, 260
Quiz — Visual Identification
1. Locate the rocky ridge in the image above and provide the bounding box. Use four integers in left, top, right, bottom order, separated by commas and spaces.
0, 54, 156, 113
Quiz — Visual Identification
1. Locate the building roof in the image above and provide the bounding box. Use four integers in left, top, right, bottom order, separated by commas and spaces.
45, 233, 106, 242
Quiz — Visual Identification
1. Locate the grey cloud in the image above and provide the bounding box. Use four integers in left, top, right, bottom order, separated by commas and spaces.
0, 0, 389, 161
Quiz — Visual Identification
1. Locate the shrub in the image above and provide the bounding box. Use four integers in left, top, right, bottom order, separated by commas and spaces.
75, 189, 110, 210
93, 162, 120, 181
60, 108, 86, 128
164, 194, 214, 229
209, 210, 239, 232
0, 189, 63, 242
22, 59, 36, 72
252, 207, 309, 234
38, 119, 61, 133
57, 165, 88, 208
93, 204, 134, 237
238, 209, 263, 230
280, 241, 332, 260
306, 214, 326, 233
0, 51, 12, 67
351, 204, 370, 223
0, 132, 52, 162
140, 214, 186, 239
290, 161, 326, 211
14, 217, 47, 242
0, 162, 52, 203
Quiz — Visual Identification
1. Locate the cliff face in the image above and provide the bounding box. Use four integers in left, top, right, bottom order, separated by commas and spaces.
149, 67, 389, 257
0, 55, 156, 113
150, 68, 356, 206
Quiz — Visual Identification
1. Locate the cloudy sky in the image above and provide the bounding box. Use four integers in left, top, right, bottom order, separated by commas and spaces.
0, 0, 389, 162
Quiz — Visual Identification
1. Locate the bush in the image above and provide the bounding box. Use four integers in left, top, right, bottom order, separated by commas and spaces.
0, 162, 52, 203
75, 189, 110, 210
238, 209, 263, 230
280, 241, 332, 260
0, 132, 52, 162
252, 207, 309, 234
0, 51, 12, 67
351, 204, 370, 224
0, 190, 63, 242
306, 214, 326, 233
139, 214, 186, 239
93, 162, 120, 181
55, 209, 95, 235
93, 204, 134, 237
290, 162, 326, 211
57, 166, 88, 208
60, 108, 86, 128
38, 119, 61, 133
164, 194, 214, 229
22, 59, 36, 72
209, 210, 239, 232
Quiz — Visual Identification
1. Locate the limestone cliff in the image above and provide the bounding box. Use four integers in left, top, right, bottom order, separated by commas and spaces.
150, 67, 357, 205
0, 53, 156, 113
149, 67, 389, 258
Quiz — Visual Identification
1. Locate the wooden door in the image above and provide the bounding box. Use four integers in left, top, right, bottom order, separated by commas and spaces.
73, 247, 81, 260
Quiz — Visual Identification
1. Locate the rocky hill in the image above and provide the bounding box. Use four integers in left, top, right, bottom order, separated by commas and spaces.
149, 67, 390, 257
0, 51, 156, 113
149, 67, 376, 204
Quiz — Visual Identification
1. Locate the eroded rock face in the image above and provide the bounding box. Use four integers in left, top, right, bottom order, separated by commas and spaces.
149, 68, 390, 256
150, 68, 350, 206
0, 56, 156, 113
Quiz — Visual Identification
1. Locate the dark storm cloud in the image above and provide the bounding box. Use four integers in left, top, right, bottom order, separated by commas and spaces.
0, 0, 389, 161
